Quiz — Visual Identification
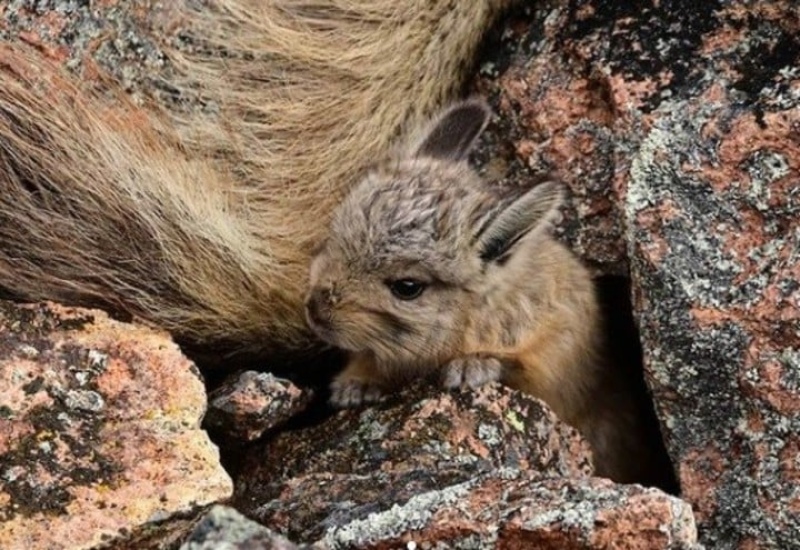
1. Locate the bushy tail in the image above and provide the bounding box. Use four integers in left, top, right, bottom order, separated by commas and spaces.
0, 0, 512, 358
0, 45, 303, 352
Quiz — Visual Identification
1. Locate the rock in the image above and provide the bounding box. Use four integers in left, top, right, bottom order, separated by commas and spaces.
204, 371, 313, 443
0, 1, 178, 103
474, 1, 799, 547
320, 475, 699, 550
181, 505, 304, 550
235, 382, 592, 541
231, 382, 697, 548
472, 3, 632, 275
627, 22, 800, 550
0, 301, 232, 549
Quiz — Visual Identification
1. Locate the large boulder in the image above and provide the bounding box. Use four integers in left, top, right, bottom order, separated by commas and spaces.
0, 301, 232, 549
232, 383, 698, 548
474, 1, 799, 546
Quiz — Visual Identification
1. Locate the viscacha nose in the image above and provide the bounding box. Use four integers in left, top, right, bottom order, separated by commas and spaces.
305, 287, 332, 328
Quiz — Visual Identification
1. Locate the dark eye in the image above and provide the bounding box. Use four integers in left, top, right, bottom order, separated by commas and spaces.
387, 279, 427, 300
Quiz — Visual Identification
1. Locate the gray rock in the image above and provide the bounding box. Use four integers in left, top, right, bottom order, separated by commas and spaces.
232, 382, 697, 548
181, 506, 303, 550
474, 1, 800, 546
205, 371, 313, 443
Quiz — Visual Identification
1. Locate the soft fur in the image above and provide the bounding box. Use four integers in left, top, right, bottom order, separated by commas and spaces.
307, 100, 667, 485
0, 0, 513, 356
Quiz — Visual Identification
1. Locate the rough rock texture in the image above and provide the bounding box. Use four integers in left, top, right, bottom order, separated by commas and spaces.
236, 383, 591, 542
0, 1, 178, 103
627, 15, 800, 550
471, 2, 631, 275
318, 476, 699, 550
474, 2, 799, 547
181, 506, 303, 550
232, 383, 698, 548
0, 301, 233, 549
204, 371, 313, 444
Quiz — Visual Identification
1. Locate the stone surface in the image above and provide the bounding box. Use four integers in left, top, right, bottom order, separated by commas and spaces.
319, 475, 699, 550
181, 506, 303, 550
0, 300, 233, 549
0, 0, 178, 103
472, 2, 632, 275
205, 371, 313, 443
232, 382, 697, 548
236, 382, 592, 542
474, 1, 800, 547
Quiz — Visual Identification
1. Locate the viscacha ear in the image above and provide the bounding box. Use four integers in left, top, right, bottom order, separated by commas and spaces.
411, 99, 491, 161
477, 181, 564, 262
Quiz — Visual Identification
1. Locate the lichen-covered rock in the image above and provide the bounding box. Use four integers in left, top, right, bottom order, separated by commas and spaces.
232, 382, 697, 548
472, 3, 633, 275
0, 301, 232, 549
0, 1, 176, 101
235, 383, 592, 541
475, 1, 799, 547
204, 371, 313, 443
627, 23, 800, 550
320, 475, 699, 550
181, 506, 304, 550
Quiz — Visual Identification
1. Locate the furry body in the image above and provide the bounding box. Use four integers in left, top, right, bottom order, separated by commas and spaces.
0, 0, 513, 356
307, 101, 670, 485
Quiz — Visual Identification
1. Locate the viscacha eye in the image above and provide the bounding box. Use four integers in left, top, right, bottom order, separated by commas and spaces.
387, 279, 427, 300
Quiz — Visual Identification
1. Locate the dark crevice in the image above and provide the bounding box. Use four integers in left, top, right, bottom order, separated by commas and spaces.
595, 274, 680, 495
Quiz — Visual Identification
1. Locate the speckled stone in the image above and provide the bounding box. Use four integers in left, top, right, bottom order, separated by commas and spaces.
181, 506, 304, 550
628, 64, 800, 550
0, 0, 178, 104
232, 382, 696, 548
205, 371, 313, 443
234, 382, 592, 541
0, 301, 232, 549
474, 1, 799, 547
320, 475, 699, 550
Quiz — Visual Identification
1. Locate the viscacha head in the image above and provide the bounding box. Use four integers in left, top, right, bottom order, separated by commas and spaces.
305, 99, 564, 364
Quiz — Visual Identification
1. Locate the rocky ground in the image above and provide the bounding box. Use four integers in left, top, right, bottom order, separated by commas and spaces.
1, 0, 798, 548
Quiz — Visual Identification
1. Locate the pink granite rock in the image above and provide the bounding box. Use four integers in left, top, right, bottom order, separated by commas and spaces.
318, 476, 698, 550
234, 382, 593, 541
0, 301, 232, 549
474, 1, 800, 546
231, 382, 698, 548
205, 371, 313, 443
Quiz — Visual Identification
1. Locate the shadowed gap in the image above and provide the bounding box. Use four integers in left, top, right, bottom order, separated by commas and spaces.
595, 274, 679, 494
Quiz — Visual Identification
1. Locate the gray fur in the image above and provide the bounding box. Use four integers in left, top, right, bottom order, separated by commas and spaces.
306, 98, 565, 367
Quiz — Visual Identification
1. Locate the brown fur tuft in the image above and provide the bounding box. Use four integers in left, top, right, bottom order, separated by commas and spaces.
0, 0, 514, 356
0, 45, 297, 349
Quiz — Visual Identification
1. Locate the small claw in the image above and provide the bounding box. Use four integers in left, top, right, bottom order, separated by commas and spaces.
442, 356, 503, 389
